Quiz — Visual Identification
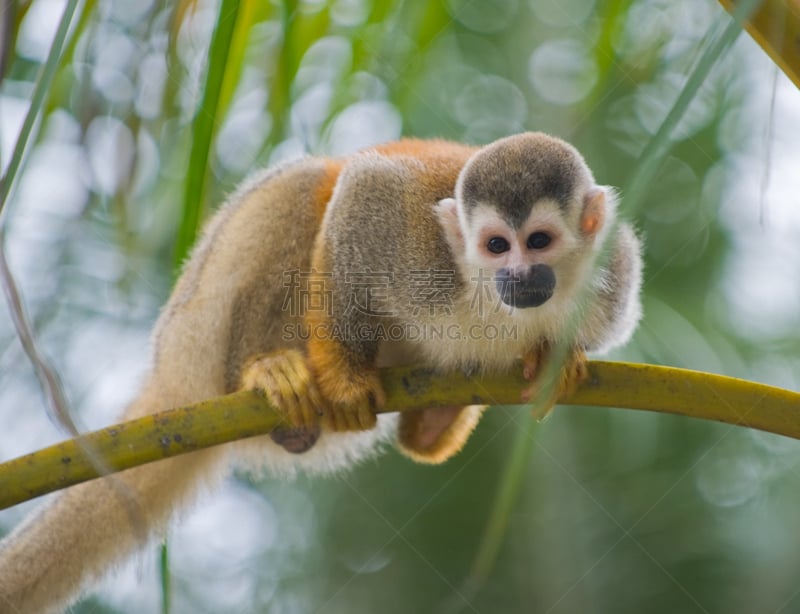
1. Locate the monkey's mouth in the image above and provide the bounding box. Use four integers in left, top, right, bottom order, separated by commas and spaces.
495, 264, 556, 308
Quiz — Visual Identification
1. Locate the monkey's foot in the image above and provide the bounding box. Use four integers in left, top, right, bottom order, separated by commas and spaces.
317, 370, 382, 432
397, 405, 486, 464
520, 346, 588, 420
240, 349, 325, 452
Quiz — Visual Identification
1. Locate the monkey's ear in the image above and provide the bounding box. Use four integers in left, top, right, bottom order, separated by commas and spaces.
580, 187, 606, 237
435, 198, 465, 254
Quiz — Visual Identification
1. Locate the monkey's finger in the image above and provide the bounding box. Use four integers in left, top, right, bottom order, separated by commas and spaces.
319, 410, 333, 430
343, 407, 362, 431
521, 346, 548, 381
557, 350, 589, 398
355, 403, 377, 430
256, 372, 290, 415
269, 368, 306, 427
320, 407, 338, 431
242, 353, 310, 425
281, 355, 321, 426
305, 381, 327, 418
295, 358, 326, 420
284, 350, 313, 390
297, 390, 321, 427
341, 404, 363, 431
322, 405, 347, 432
558, 362, 589, 399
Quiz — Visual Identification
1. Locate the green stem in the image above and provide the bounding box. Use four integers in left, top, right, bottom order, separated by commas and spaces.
172, 0, 242, 269
160, 542, 171, 614
0, 0, 83, 221
623, 0, 759, 213
468, 414, 538, 585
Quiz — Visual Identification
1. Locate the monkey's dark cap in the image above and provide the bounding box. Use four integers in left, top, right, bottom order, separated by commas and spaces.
460, 133, 588, 229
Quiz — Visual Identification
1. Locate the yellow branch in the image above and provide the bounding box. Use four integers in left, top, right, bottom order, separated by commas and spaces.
0, 360, 798, 510
719, 0, 800, 88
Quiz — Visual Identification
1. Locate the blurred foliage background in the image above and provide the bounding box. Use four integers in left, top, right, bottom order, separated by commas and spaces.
1, 0, 800, 612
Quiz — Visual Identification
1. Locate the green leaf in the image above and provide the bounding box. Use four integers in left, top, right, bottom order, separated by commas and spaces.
173, 0, 243, 270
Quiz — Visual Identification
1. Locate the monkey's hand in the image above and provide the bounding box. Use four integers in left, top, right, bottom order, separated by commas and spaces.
241, 350, 325, 453
520, 345, 588, 420
315, 367, 383, 432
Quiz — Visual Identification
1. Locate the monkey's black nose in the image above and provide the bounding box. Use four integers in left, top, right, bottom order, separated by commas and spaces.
495, 264, 556, 308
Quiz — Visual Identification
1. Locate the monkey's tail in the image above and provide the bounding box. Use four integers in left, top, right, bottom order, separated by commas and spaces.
0, 389, 232, 614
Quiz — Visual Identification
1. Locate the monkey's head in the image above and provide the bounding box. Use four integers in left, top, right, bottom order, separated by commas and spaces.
437, 132, 612, 310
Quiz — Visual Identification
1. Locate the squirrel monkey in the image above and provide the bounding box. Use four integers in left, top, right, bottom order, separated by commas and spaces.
0, 132, 641, 612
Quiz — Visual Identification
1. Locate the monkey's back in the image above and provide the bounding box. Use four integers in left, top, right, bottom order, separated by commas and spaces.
170, 139, 474, 396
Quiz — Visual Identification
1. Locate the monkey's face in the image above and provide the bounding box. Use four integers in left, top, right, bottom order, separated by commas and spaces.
459, 186, 608, 312
465, 201, 572, 309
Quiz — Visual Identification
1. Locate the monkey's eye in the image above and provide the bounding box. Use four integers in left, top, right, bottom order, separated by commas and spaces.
486, 237, 510, 254
527, 232, 551, 250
